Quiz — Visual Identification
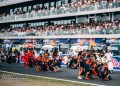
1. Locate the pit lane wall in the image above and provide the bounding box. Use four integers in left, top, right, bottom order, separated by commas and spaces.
1, 34, 120, 39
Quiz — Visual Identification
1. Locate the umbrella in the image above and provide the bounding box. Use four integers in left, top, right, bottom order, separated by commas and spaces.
70, 46, 83, 52
79, 38, 97, 46
25, 43, 35, 48
42, 45, 54, 50
50, 41, 55, 46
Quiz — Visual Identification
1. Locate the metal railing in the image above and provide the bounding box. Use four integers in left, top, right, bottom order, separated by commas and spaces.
0, 27, 120, 37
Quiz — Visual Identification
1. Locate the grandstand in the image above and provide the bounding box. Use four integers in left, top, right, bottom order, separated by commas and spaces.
0, 0, 120, 54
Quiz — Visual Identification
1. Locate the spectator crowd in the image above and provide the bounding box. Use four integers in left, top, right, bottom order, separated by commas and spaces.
0, 0, 120, 22
0, 20, 120, 37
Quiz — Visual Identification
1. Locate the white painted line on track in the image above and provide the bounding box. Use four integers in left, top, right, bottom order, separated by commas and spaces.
0, 70, 106, 86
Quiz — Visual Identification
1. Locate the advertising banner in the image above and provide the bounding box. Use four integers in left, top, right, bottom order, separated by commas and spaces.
112, 56, 120, 71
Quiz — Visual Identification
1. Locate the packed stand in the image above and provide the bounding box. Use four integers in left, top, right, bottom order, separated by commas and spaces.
0, 21, 120, 37
0, 0, 120, 22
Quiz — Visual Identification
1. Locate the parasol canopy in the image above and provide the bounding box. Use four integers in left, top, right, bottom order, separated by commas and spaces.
79, 38, 97, 46
42, 45, 54, 51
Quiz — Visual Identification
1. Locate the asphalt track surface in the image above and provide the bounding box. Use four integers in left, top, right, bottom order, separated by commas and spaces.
0, 63, 120, 86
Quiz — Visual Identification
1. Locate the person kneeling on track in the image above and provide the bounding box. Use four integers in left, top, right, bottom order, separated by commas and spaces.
69, 56, 78, 69
84, 57, 92, 80
78, 52, 86, 80
98, 63, 112, 81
